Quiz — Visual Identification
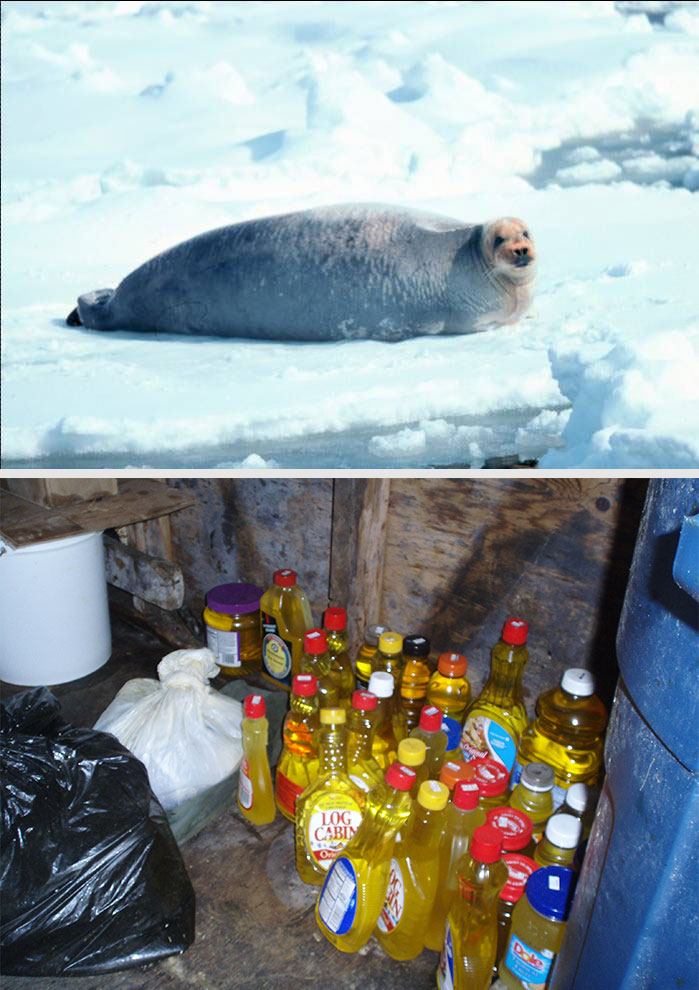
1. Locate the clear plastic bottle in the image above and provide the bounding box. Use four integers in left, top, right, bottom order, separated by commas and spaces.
424, 779, 485, 952
400, 635, 433, 733
354, 623, 389, 691
509, 762, 555, 843
410, 704, 447, 779
346, 690, 383, 795
512, 668, 608, 809
315, 762, 417, 952
299, 629, 340, 709
260, 569, 313, 690
427, 653, 471, 725
375, 779, 450, 960
534, 813, 582, 868
295, 708, 365, 885
485, 806, 536, 860
461, 619, 530, 772
324, 606, 355, 707
494, 854, 539, 978
275, 673, 320, 822
437, 824, 509, 990
369, 671, 403, 770
498, 866, 574, 989
470, 757, 510, 813
237, 694, 276, 825
371, 631, 405, 686
551, 782, 595, 840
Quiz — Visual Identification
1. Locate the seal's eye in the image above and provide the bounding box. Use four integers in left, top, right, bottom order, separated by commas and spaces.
493, 236, 505, 248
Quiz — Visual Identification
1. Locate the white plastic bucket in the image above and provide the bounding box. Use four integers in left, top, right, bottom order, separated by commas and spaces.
0, 531, 112, 686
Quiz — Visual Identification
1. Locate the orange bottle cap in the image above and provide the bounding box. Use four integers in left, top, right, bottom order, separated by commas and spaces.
439, 760, 474, 789
437, 652, 468, 676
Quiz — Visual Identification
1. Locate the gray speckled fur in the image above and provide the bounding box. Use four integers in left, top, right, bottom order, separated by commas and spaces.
73, 204, 512, 342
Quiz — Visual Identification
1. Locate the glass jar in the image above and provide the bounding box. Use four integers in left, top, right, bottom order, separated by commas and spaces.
204, 582, 263, 677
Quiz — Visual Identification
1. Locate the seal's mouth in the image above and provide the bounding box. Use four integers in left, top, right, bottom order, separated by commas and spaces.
513, 256, 532, 269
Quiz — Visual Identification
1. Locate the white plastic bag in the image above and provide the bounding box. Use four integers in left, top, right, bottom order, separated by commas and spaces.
94, 648, 243, 811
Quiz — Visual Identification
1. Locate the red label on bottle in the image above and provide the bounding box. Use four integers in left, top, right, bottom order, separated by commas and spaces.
275, 770, 305, 817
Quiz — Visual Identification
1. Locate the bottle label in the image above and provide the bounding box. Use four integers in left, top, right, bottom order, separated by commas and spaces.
275, 769, 305, 818
349, 773, 371, 793
376, 857, 404, 933
504, 932, 555, 987
437, 919, 455, 990
238, 757, 253, 809
261, 613, 293, 686
461, 714, 517, 771
318, 856, 358, 935
511, 759, 524, 787
206, 626, 240, 668
306, 793, 362, 869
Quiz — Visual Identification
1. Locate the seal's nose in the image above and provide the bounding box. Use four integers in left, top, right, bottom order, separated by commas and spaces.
513, 245, 529, 257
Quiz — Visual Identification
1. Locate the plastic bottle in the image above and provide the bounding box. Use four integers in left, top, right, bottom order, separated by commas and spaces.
315, 762, 417, 952
498, 866, 574, 990
534, 813, 582, 868
494, 854, 539, 978
410, 705, 447, 779
424, 779, 485, 952
260, 569, 313, 690
237, 694, 275, 825
471, 757, 510, 813
486, 806, 536, 859
354, 623, 389, 690
400, 635, 433, 732
299, 629, 339, 709
295, 708, 365, 884
324, 606, 355, 707
397, 737, 429, 796
437, 824, 509, 990
346, 689, 383, 795
371, 631, 405, 686
442, 716, 464, 762
369, 671, 403, 770
427, 653, 471, 725
375, 779, 450, 960
551, 782, 595, 839
461, 619, 530, 772
509, 762, 555, 843
275, 673, 320, 822
512, 668, 608, 808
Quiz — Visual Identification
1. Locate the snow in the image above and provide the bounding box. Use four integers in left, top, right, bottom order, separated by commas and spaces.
2, 0, 698, 469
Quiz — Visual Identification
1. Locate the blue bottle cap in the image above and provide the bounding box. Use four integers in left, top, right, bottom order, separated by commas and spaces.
441, 716, 462, 751
526, 866, 575, 921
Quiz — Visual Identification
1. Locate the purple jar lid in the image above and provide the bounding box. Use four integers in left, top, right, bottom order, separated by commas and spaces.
206, 582, 263, 615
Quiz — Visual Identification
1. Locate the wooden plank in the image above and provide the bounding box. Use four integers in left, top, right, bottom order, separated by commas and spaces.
103, 535, 184, 610
2, 478, 118, 508
0, 492, 85, 547
107, 586, 203, 650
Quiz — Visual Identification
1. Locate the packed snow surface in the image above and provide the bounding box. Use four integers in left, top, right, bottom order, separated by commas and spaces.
2, 0, 698, 468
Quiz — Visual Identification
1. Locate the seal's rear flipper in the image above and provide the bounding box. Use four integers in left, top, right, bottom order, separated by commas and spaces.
66, 307, 82, 326
71, 288, 117, 330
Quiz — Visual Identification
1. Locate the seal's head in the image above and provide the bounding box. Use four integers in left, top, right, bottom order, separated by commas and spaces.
482, 218, 536, 283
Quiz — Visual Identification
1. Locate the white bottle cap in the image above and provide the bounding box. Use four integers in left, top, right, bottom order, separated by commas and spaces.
545, 813, 582, 849
565, 783, 588, 813
368, 671, 394, 698
561, 668, 595, 696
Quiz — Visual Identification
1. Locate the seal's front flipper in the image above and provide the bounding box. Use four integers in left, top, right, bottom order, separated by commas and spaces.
71, 288, 117, 331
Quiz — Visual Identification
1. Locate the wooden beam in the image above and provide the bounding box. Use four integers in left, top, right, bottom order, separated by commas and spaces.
103, 535, 184, 610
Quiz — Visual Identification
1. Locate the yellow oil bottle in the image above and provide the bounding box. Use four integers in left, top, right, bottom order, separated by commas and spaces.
461, 619, 530, 772
410, 705, 447, 778
437, 824, 509, 990
346, 689, 383, 795
260, 569, 313, 690
299, 629, 340, 709
424, 779, 485, 952
400, 635, 433, 733
324, 606, 355, 707
512, 668, 608, 808
237, 694, 276, 825
369, 671, 404, 769
427, 653, 471, 725
275, 673, 320, 822
295, 708, 365, 885
375, 780, 450, 960
534, 813, 582, 868
494, 853, 539, 979
508, 762, 555, 843
354, 623, 389, 690
315, 762, 417, 952
371, 632, 405, 685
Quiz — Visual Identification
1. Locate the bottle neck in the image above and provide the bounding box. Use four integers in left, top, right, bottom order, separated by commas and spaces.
481, 638, 528, 706
327, 628, 349, 655
319, 725, 348, 773
347, 710, 375, 762
290, 693, 318, 720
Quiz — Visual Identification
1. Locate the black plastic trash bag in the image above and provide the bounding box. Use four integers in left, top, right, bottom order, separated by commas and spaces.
1, 687, 195, 975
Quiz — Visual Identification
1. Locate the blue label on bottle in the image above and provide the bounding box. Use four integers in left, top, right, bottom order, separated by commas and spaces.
504, 932, 555, 986
461, 715, 518, 771
436, 919, 454, 990
318, 856, 357, 935
511, 759, 524, 787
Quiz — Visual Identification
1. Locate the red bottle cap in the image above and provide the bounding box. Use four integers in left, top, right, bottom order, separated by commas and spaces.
303, 628, 327, 654
351, 689, 378, 711
419, 705, 443, 732
437, 652, 468, 677
469, 824, 504, 864
500, 854, 539, 902
502, 618, 528, 645
470, 758, 509, 797
324, 606, 347, 631
244, 694, 266, 718
453, 779, 480, 810
486, 806, 534, 851
273, 569, 297, 587
385, 762, 417, 791
293, 674, 318, 697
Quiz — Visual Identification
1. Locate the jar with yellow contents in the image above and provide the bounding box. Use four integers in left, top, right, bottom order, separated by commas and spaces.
204, 582, 263, 677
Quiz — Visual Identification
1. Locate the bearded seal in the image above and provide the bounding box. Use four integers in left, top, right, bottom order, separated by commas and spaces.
66, 204, 536, 342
